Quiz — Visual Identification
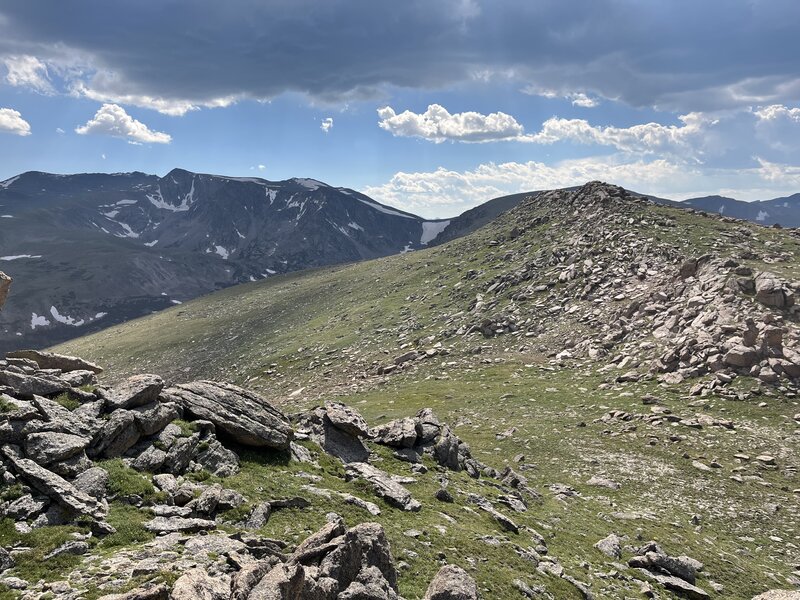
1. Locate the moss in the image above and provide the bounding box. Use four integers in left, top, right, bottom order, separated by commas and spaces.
172, 419, 198, 437
0, 484, 24, 503
53, 392, 80, 411
97, 458, 158, 501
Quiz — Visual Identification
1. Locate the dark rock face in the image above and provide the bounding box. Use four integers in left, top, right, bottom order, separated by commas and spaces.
0, 169, 443, 352
163, 381, 293, 449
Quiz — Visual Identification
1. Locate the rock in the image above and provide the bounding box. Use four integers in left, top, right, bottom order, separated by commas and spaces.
640, 571, 709, 600
594, 533, 622, 558
24, 431, 89, 464
587, 476, 621, 490
192, 483, 222, 515
72, 467, 108, 500
242, 502, 271, 530
171, 568, 230, 600
3, 494, 47, 520
0, 547, 14, 572
1, 446, 107, 520
373, 417, 418, 448
755, 272, 791, 307
248, 562, 304, 598
0, 272, 10, 309
303, 407, 370, 464
324, 401, 371, 437
416, 408, 442, 444
91, 410, 140, 458
752, 592, 800, 600
130, 401, 180, 436
345, 462, 421, 511
5, 350, 102, 374
423, 564, 479, 600
143, 516, 216, 533
0, 371, 69, 398
107, 374, 164, 410
435, 488, 454, 503
724, 346, 759, 368
163, 381, 293, 449
96, 583, 169, 600
195, 437, 240, 477
468, 493, 518, 533
131, 445, 167, 472
43, 540, 89, 560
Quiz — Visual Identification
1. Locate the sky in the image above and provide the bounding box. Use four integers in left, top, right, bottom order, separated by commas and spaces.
1, 1, 800, 218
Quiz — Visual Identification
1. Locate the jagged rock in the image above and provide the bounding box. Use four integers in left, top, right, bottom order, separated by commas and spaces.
143, 516, 216, 533
299, 406, 370, 464
752, 592, 800, 600
60, 369, 98, 387
345, 462, 421, 511
163, 381, 293, 449
1, 446, 107, 521
316, 522, 398, 592
91, 410, 140, 457
416, 408, 442, 444
162, 435, 198, 474
0, 370, 69, 398
755, 272, 792, 308
339, 565, 399, 600
24, 431, 89, 464
107, 374, 164, 411
249, 562, 304, 598
3, 494, 47, 520
130, 401, 180, 436
637, 570, 709, 599
5, 350, 102, 374
96, 583, 169, 600
629, 549, 701, 584
373, 417, 418, 448
242, 502, 271, 530
423, 564, 479, 600
468, 493, 518, 533
724, 345, 759, 368
594, 533, 622, 558
131, 446, 167, 472
195, 437, 240, 477
171, 568, 230, 600
192, 483, 223, 515
0, 547, 13, 572
324, 401, 371, 437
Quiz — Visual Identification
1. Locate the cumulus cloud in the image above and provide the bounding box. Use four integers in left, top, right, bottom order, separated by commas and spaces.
363, 154, 800, 218
377, 104, 714, 156
754, 104, 800, 122
0, 108, 31, 136
3, 55, 53, 93
0, 0, 798, 111
378, 104, 525, 143
569, 93, 599, 108
320, 117, 333, 133
75, 103, 171, 144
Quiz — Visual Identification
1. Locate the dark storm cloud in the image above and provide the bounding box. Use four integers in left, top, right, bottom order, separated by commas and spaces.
1, 0, 799, 111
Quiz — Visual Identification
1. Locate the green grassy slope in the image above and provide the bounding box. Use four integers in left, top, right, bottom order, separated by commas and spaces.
51, 185, 800, 598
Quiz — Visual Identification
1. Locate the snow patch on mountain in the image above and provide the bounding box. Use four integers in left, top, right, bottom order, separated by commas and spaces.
420, 220, 451, 245
50, 306, 85, 326
756, 210, 769, 222
30, 313, 50, 329
1, 255, 42, 261
147, 186, 193, 212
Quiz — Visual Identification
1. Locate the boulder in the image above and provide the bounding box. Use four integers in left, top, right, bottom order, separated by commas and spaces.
1, 446, 107, 520
130, 401, 180, 436
106, 374, 164, 411
324, 401, 371, 437
373, 417, 418, 448
73, 466, 109, 499
345, 462, 421, 511
755, 272, 792, 307
423, 565, 479, 600
723, 346, 759, 368
96, 583, 169, 600
0, 371, 69, 398
171, 568, 230, 600
163, 381, 293, 449
24, 432, 89, 465
594, 533, 622, 558
5, 350, 102, 374
305, 407, 370, 464
90, 410, 140, 458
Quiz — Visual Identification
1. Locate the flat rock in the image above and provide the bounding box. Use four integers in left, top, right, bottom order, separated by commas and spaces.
163, 381, 293, 449
24, 431, 89, 464
324, 401, 371, 437
106, 374, 164, 411
143, 516, 216, 534
752, 592, 800, 600
345, 462, 421, 511
6, 350, 103, 374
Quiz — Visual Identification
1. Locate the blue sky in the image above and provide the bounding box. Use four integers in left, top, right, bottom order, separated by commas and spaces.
1, 0, 800, 218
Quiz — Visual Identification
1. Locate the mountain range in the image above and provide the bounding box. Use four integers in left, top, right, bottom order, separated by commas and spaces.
1, 168, 798, 351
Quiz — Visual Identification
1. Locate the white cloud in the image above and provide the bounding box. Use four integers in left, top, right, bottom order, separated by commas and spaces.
258, 164, 266, 171
377, 104, 525, 143
754, 104, 800, 122
0, 108, 31, 136
3, 55, 53, 94
363, 154, 800, 218
756, 158, 800, 187
569, 92, 599, 108
526, 112, 714, 156
320, 117, 333, 133
75, 103, 171, 144
55, 127, 65, 134
70, 75, 238, 116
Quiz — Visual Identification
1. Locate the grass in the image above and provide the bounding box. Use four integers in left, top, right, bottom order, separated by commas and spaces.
53, 392, 80, 411
97, 458, 162, 502
97, 504, 155, 551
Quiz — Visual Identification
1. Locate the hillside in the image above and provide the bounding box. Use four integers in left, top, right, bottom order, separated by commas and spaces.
38, 182, 800, 599
0, 169, 447, 352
